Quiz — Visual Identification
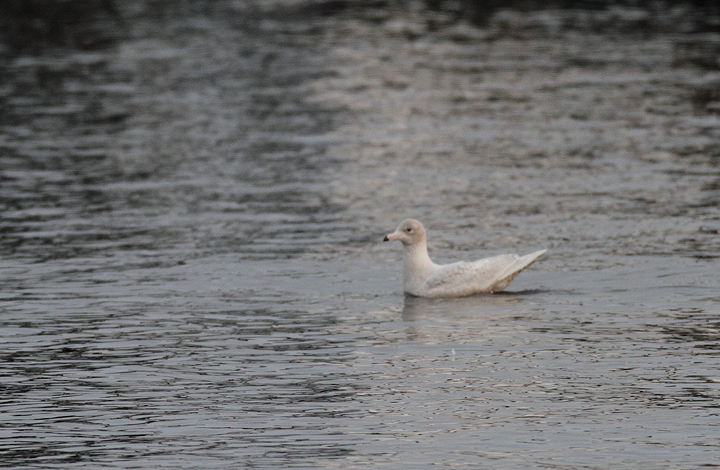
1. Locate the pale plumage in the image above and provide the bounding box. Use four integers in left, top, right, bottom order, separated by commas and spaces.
383, 219, 546, 297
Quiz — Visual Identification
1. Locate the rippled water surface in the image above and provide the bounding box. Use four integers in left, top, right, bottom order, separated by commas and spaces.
1, 1, 720, 468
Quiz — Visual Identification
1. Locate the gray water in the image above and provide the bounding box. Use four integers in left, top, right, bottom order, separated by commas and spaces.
1, 1, 720, 468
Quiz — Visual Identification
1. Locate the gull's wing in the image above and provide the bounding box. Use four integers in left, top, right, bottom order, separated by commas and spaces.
424, 250, 546, 297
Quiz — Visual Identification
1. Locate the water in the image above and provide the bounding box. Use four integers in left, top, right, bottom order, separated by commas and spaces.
1, 1, 719, 468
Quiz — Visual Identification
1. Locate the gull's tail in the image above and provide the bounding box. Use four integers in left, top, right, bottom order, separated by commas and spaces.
491, 249, 547, 292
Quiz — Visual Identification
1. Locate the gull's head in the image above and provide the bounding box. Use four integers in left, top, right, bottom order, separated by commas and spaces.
383, 219, 426, 246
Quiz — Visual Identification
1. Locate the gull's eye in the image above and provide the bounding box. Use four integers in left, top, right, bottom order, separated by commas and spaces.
406, 228, 412, 232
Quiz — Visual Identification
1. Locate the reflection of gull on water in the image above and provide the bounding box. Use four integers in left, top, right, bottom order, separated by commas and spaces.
400, 293, 531, 321
384, 219, 546, 298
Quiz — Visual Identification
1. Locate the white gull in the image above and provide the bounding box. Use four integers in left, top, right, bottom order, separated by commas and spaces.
383, 219, 546, 297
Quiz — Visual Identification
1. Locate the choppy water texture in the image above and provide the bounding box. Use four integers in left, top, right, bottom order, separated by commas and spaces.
1, 1, 720, 468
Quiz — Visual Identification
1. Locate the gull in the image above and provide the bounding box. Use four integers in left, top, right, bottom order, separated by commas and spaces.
383, 219, 546, 297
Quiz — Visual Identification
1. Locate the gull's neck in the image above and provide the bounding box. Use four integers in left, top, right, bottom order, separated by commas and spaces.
402, 239, 436, 295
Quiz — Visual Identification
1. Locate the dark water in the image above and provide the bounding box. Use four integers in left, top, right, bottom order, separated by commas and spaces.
1, 1, 720, 468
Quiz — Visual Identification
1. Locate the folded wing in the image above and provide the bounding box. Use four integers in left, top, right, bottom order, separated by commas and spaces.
424, 249, 546, 297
